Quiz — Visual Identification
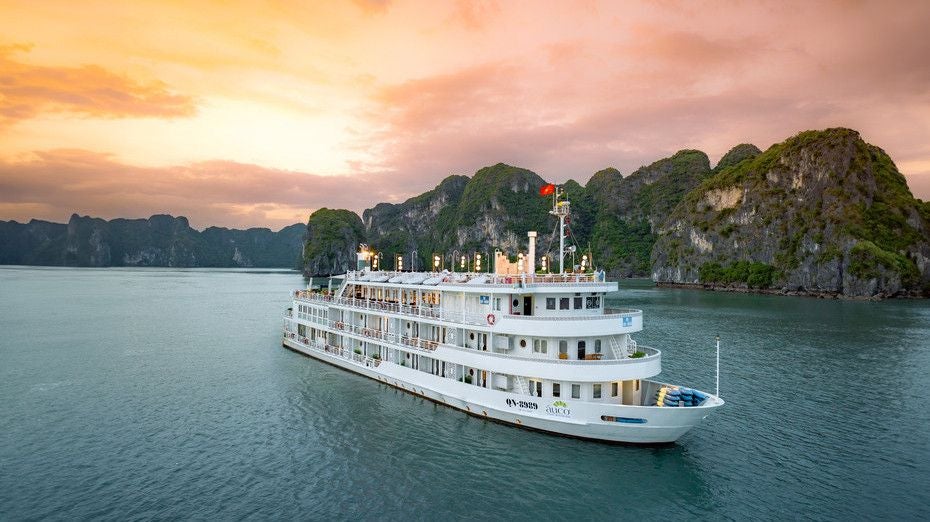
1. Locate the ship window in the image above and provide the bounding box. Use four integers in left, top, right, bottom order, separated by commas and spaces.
494, 298, 502, 311
595, 340, 602, 353
559, 340, 567, 354
593, 384, 602, 399
571, 384, 580, 399
535, 381, 542, 397
533, 339, 548, 353
469, 332, 475, 341
552, 383, 560, 397
611, 382, 619, 397
635, 380, 640, 391
592, 296, 600, 308
573, 296, 583, 309
519, 339, 527, 348
513, 299, 519, 307
559, 298, 570, 310
546, 298, 556, 310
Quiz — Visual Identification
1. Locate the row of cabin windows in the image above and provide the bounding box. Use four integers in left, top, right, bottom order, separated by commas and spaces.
524, 339, 602, 355
545, 295, 601, 311
541, 381, 638, 399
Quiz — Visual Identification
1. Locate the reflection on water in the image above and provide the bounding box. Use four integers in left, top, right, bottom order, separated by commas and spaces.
0, 269, 927, 520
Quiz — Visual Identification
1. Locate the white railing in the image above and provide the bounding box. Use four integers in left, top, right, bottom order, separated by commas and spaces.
284, 314, 660, 366
344, 270, 607, 287
283, 331, 382, 368
296, 291, 640, 327
295, 291, 489, 326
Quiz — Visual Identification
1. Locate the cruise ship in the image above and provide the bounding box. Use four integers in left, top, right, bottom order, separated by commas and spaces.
282, 188, 724, 444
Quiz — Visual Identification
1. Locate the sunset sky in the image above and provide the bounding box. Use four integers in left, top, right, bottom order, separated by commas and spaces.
2, 0, 929, 230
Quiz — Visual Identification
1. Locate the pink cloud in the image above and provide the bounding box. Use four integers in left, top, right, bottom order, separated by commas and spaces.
0, 149, 419, 229
349, 1, 930, 200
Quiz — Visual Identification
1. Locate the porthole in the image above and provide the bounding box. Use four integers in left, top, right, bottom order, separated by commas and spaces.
469, 332, 475, 340
513, 299, 519, 306
519, 339, 527, 348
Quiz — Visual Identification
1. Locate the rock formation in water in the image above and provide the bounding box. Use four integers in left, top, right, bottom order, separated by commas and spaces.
0, 214, 306, 268
301, 128, 929, 297
651, 129, 930, 298
302, 208, 366, 276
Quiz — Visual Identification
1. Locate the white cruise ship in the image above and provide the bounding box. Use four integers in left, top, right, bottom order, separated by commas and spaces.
282, 189, 723, 444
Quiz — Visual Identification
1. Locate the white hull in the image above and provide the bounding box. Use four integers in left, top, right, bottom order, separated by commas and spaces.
283, 337, 723, 444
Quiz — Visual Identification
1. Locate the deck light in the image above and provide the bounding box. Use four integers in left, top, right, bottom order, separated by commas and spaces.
433, 255, 441, 270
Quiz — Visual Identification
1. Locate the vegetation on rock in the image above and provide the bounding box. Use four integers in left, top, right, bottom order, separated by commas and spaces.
653, 128, 930, 298
0, 214, 305, 268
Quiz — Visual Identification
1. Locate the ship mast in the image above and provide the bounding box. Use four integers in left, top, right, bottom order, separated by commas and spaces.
549, 186, 570, 274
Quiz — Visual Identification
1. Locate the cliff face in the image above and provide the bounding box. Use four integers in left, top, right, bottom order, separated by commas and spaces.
337, 157, 710, 277
0, 214, 305, 268
362, 174, 469, 267
302, 208, 366, 276
357, 164, 555, 270
587, 151, 711, 274
651, 129, 930, 298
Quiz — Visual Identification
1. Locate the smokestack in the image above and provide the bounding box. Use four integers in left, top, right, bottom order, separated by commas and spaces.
527, 231, 537, 274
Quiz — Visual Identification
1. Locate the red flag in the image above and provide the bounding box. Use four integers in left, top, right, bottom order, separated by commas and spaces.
539, 183, 555, 196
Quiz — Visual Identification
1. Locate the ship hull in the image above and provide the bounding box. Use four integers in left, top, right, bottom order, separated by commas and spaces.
283, 337, 723, 444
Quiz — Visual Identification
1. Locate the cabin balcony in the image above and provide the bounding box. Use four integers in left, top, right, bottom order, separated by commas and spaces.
292, 313, 661, 382
296, 291, 489, 326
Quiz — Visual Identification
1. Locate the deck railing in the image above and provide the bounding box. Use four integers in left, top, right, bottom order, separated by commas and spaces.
295, 291, 640, 327
295, 291, 488, 326
283, 331, 382, 368
283, 316, 658, 365
344, 270, 607, 286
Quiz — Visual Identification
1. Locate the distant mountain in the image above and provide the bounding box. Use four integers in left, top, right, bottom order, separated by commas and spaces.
301, 128, 930, 298
0, 214, 306, 268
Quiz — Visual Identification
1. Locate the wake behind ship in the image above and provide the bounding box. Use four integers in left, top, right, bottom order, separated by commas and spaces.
283, 186, 723, 443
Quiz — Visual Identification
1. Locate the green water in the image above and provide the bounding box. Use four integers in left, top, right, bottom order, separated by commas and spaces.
1, 267, 928, 520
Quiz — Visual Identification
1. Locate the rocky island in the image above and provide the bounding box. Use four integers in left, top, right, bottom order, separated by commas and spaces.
0, 214, 306, 268
303, 128, 930, 299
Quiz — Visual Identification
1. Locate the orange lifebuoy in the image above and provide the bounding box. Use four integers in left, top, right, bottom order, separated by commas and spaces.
487, 313, 496, 325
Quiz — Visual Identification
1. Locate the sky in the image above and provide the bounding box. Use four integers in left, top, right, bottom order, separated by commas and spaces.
1, 0, 929, 230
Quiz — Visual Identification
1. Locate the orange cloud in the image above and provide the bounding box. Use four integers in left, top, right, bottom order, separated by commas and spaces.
0, 45, 195, 125
0, 149, 411, 230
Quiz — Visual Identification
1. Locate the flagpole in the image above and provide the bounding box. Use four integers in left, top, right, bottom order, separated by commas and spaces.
715, 335, 720, 397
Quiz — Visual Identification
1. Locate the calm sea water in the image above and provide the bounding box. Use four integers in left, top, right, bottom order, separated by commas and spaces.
1, 267, 929, 520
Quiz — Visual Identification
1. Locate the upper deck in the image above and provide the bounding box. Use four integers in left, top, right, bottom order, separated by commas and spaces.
341, 270, 618, 294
